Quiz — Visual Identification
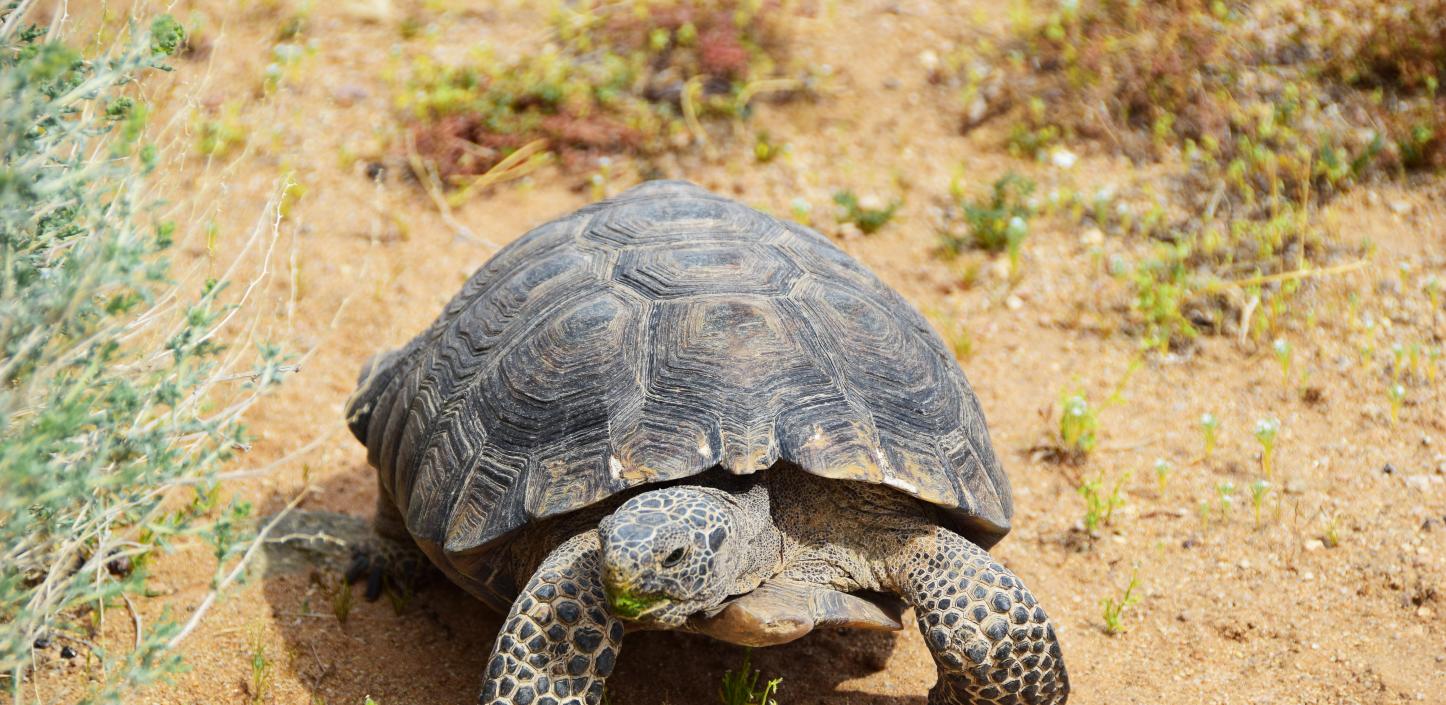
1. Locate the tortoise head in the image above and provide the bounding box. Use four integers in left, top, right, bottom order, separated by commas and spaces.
597, 486, 741, 628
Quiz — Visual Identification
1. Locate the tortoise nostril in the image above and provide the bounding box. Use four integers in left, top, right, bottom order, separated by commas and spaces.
661, 546, 686, 567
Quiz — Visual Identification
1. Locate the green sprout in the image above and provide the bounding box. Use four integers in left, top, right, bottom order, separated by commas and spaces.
1253, 418, 1279, 481
833, 190, 899, 234
1100, 571, 1141, 635
1077, 472, 1128, 535
1059, 393, 1098, 459
1199, 412, 1219, 458
1424, 275, 1441, 313
1216, 481, 1235, 520
1272, 338, 1292, 385
1391, 342, 1407, 383
720, 650, 782, 705
1198, 499, 1212, 533
249, 629, 272, 705
789, 197, 813, 227
1153, 458, 1172, 493
1427, 347, 1441, 385
1248, 480, 1271, 528
1387, 383, 1406, 423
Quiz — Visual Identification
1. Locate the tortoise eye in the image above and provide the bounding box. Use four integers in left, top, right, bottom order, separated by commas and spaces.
662, 547, 686, 567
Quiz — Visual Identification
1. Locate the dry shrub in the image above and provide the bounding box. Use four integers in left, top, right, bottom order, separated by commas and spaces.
402, 0, 809, 182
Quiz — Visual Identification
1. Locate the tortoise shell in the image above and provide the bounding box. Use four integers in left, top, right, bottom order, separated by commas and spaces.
347, 180, 1012, 559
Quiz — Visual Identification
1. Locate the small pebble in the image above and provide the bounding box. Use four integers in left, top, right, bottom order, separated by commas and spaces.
1304, 539, 1324, 551
60, 646, 77, 659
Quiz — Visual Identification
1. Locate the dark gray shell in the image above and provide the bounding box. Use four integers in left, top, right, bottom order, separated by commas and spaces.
347, 180, 1012, 558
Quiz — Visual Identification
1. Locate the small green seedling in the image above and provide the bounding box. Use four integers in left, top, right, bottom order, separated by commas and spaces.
1253, 418, 1279, 481
1387, 383, 1406, 423
249, 629, 272, 705
720, 650, 782, 705
1391, 342, 1407, 383
1198, 499, 1212, 532
1322, 516, 1341, 548
1059, 393, 1098, 459
789, 197, 813, 227
1272, 338, 1292, 385
1077, 472, 1128, 535
1216, 481, 1235, 520
1100, 571, 1141, 635
1153, 458, 1171, 493
1426, 347, 1441, 385
1424, 275, 1441, 313
1248, 480, 1270, 528
331, 574, 354, 625
1199, 412, 1219, 458
833, 190, 899, 234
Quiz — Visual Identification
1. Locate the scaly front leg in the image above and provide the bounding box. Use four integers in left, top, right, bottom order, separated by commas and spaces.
888, 526, 1069, 705
480, 531, 623, 705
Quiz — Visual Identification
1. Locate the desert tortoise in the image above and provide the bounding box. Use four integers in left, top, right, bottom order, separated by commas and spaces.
343, 180, 1068, 705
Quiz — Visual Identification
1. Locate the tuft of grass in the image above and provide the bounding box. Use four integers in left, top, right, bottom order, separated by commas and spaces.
331, 573, 355, 625
1248, 480, 1271, 529
0, 11, 288, 703
720, 650, 782, 705
1100, 571, 1141, 635
1077, 471, 1128, 536
248, 628, 273, 705
1058, 392, 1099, 461
1153, 458, 1172, 494
1387, 382, 1406, 424
833, 190, 899, 234
941, 172, 1035, 279
1272, 338, 1293, 386
1199, 412, 1220, 458
1253, 417, 1280, 481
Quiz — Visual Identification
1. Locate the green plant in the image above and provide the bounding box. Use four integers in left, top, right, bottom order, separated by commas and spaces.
1127, 242, 1201, 353
1216, 481, 1236, 520
249, 628, 273, 705
1077, 472, 1128, 535
943, 173, 1035, 278
1272, 338, 1293, 385
720, 650, 782, 705
1391, 342, 1408, 383
1253, 418, 1280, 480
833, 190, 899, 234
0, 13, 287, 703
331, 573, 355, 625
1153, 458, 1172, 493
1100, 571, 1141, 635
1199, 412, 1219, 458
1387, 382, 1406, 424
1248, 480, 1271, 529
1059, 392, 1098, 459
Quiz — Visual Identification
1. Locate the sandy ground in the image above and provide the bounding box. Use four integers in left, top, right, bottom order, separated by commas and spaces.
34, 1, 1445, 704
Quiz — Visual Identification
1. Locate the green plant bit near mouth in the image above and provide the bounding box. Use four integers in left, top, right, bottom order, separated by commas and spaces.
607, 588, 664, 619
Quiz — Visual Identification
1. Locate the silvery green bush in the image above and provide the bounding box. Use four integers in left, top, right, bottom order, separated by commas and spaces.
1, 9, 284, 702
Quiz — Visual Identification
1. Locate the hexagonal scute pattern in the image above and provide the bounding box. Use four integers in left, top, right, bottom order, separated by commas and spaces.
612, 243, 802, 300
344, 180, 1013, 586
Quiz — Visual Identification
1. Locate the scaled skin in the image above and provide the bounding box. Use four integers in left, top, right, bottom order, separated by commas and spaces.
352, 468, 1068, 705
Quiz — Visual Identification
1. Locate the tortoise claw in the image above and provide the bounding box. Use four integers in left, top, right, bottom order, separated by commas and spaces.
345, 540, 428, 603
